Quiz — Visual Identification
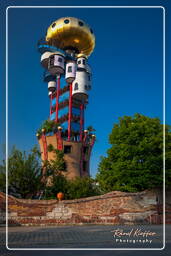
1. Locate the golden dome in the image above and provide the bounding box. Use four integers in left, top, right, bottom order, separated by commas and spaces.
46, 17, 95, 57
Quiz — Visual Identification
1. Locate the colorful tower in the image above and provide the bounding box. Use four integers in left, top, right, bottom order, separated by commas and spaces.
37, 17, 96, 180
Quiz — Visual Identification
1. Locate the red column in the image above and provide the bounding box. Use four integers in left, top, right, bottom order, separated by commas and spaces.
83, 131, 88, 144
80, 104, 84, 142
56, 128, 63, 151
79, 104, 84, 176
68, 83, 72, 141
90, 136, 96, 147
42, 132, 48, 161
55, 75, 60, 123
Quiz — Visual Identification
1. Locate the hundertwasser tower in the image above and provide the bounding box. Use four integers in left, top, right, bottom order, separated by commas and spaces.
37, 17, 96, 180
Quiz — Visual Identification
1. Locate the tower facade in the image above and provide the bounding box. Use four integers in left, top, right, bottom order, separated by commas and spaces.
37, 17, 95, 180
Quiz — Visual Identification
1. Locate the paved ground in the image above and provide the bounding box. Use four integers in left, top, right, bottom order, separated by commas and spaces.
0, 225, 170, 256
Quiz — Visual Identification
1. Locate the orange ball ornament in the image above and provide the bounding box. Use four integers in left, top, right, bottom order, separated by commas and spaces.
57, 192, 64, 201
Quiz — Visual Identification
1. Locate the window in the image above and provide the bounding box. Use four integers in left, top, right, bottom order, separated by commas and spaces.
83, 161, 88, 172
64, 145, 72, 154
49, 55, 54, 65
64, 19, 70, 24
83, 146, 88, 154
78, 21, 84, 26
58, 57, 63, 63
88, 75, 91, 81
85, 85, 88, 90
52, 23, 56, 28
82, 59, 86, 65
90, 28, 93, 34
68, 66, 72, 72
74, 83, 78, 90
78, 60, 81, 65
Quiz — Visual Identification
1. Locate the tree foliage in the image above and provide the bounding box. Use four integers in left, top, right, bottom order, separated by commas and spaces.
96, 114, 171, 192
67, 177, 100, 199
44, 175, 100, 200
43, 145, 100, 199
44, 173, 68, 199
44, 144, 66, 176
36, 120, 60, 134
86, 125, 96, 134
0, 160, 6, 193
0, 145, 43, 198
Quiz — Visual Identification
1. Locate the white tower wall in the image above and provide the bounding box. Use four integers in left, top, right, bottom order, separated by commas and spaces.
48, 81, 56, 92
77, 56, 87, 70
72, 70, 89, 101
65, 61, 77, 83
86, 64, 92, 90
40, 52, 54, 69
48, 53, 65, 75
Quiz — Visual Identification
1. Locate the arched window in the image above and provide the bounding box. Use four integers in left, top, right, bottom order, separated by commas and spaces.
68, 66, 72, 72
74, 83, 78, 90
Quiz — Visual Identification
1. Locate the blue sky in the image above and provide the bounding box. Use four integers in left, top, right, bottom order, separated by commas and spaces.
1, 0, 171, 177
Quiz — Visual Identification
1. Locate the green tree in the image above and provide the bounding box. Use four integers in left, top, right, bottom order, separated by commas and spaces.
44, 145, 66, 176
37, 120, 60, 134
44, 174, 68, 199
0, 160, 6, 193
67, 177, 100, 199
87, 125, 96, 134
0, 145, 43, 198
42, 145, 67, 199
96, 114, 171, 192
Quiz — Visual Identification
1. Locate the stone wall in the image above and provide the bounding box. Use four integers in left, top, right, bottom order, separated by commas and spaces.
0, 190, 170, 226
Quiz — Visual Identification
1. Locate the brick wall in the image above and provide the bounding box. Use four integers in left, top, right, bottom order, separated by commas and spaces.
0, 190, 170, 226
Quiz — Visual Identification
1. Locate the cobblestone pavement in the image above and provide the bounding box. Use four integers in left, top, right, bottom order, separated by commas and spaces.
0, 225, 170, 256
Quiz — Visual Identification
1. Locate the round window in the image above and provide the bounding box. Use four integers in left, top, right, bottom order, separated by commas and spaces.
78, 21, 84, 26
64, 19, 70, 24
52, 23, 56, 28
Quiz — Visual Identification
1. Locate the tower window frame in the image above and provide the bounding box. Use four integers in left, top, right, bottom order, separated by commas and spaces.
74, 83, 79, 91
78, 21, 84, 26
52, 23, 56, 28
49, 55, 54, 65
64, 145, 72, 154
90, 28, 93, 34
58, 57, 63, 63
68, 66, 72, 72
64, 19, 70, 24
83, 160, 88, 172
83, 146, 88, 154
